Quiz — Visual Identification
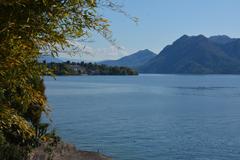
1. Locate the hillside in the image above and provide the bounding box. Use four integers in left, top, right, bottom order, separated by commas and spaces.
99, 49, 156, 68
138, 35, 240, 74
45, 61, 138, 75
208, 35, 235, 44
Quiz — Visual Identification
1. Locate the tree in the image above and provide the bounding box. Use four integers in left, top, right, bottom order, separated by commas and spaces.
0, 0, 134, 158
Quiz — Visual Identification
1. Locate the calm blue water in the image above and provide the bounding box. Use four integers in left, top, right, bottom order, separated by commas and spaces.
45, 75, 240, 160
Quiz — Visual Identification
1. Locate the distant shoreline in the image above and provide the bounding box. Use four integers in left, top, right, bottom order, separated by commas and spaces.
42, 61, 138, 76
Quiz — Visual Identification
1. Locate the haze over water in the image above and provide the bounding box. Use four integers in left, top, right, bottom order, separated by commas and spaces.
45, 75, 240, 160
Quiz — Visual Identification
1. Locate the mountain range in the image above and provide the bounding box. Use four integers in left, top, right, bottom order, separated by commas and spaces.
101, 35, 240, 74
99, 49, 156, 68
139, 35, 240, 74
39, 35, 240, 74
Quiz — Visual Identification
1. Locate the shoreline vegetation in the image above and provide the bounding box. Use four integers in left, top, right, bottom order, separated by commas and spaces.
0, 0, 133, 159
44, 61, 138, 76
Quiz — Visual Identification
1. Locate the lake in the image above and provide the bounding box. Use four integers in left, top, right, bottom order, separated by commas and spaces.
45, 74, 240, 160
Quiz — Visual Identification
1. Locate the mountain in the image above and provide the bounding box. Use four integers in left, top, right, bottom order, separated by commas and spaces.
99, 49, 156, 68
138, 35, 240, 74
209, 35, 234, 44
221, 39, 240, 59
38, 55, 63, 63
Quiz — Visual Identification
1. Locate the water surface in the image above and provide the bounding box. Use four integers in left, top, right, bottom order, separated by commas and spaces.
45, 75, 240, 160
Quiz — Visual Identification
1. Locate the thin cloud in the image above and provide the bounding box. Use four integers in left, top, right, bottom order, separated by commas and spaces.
58, 39, 129, 62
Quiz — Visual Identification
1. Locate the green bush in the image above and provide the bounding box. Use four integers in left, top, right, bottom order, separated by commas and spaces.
0, 143, 30, 160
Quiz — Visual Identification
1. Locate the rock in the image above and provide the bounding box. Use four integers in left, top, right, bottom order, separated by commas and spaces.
29, 142, 111, 160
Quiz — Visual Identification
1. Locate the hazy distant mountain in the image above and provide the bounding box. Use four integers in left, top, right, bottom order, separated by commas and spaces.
138, 35, 240, 74
38, 55, 63, 63
209, 35, 234, 44
99, 49, 156, 68
221, 39, 240, 59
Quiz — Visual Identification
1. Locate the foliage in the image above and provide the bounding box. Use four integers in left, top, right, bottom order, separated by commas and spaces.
46, 61, 138, 75
0, 131, 5, 145
0, 0, 132, 159
0, 107, 35, 145
0, 143, 30, 160
0, 130, 30, 160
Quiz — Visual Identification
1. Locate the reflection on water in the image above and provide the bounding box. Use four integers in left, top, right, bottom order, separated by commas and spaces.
173, 86, 236, 90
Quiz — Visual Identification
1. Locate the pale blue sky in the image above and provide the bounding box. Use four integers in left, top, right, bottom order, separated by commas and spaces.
65, 0, 240, 61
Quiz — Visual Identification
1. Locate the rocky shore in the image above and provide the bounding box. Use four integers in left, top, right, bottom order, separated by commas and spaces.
29, 142, 111, 160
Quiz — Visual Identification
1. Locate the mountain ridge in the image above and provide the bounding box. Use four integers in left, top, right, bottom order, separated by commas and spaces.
138, 35, 240, 74
99, 49, 156, 68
